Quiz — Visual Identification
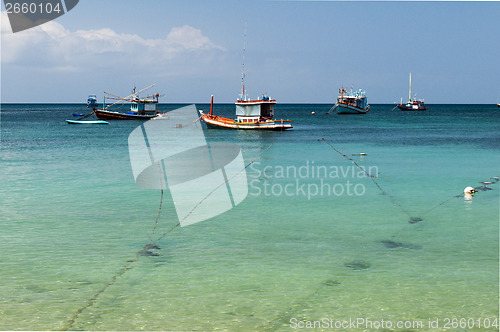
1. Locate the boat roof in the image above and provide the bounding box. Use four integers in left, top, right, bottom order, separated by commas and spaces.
236, 99, 276, 105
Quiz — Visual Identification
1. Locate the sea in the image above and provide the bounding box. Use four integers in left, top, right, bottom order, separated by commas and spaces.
0, 103, 498, 331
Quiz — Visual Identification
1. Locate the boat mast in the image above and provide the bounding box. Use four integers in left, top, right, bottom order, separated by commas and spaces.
210, 95, 214, 116
408, 72, 412, 103
241, 23, 247, 101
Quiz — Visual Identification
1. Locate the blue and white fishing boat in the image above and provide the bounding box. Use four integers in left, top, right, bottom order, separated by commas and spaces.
330, 87, 370, 114
93, 84, 164, 120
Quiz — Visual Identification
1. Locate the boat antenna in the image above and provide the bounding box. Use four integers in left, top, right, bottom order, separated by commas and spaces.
241, 23, 247, 101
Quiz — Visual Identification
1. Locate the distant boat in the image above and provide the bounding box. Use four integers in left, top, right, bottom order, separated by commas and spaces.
200, 95, 292, 130
329, 86, 370, 114
497, 103, 500, 108
397, 73, 429, 111
71, 95, 98, 117
93, 84, 165, 120
66, 120, 109, 125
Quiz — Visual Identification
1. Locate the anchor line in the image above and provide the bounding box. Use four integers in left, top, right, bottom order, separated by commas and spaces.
325, 105, 336, 114
420, 177, 500, 217
62, 259, 137, 331
147, 189, 163, 243
262, 141, 499, 332
154, 140, 277, 243
147, 160, 167, 244
64, 138, 277, 330
321, 138, 412, 219
63, 185, 166, 330
321, 138, 499, 224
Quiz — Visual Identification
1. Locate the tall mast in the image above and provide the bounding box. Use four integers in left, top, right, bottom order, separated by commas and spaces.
408, 72, 412, 103
241, 23, 247, 101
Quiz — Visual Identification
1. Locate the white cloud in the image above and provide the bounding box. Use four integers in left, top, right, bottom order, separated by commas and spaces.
1, 12, 226, 71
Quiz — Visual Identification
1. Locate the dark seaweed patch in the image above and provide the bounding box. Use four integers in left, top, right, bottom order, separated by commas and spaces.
344, 260, 371, 270
409, 217, 423, 224
381, 240, 422, 250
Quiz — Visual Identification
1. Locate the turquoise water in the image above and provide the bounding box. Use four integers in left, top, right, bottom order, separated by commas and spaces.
0, 104, 498, 331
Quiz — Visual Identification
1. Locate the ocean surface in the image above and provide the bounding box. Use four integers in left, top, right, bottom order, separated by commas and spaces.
0, 103, 499, 331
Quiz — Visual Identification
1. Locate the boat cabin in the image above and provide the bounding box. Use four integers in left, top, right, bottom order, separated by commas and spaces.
87, 95, 98, 109
129, 100, 159, 115
338, 89, 368, 109
235, 94, 275, 123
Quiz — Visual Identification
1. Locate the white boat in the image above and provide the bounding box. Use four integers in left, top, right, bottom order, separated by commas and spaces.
330, 87, 370, 114
66, 120, 109, 124
397, 73, 429, 111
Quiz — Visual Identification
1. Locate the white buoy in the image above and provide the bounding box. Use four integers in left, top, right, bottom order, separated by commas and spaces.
464, 186, 476, 194
311, 111, 315, 115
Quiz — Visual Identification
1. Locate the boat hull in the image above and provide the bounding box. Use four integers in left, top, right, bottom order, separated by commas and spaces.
397, 105, 429, 111
200, 112, 292, 130
95, 109, 157, 120
335, 103, 370, 114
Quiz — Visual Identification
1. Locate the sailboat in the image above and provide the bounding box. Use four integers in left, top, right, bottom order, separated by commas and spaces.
397, 73, 429, 111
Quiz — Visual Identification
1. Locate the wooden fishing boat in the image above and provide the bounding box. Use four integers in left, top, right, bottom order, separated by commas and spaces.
93, 84, 164, 120
397, 73, 429, 111
329, 87, 370, 114
200, 29, 291, 130
200, 95, 292, 130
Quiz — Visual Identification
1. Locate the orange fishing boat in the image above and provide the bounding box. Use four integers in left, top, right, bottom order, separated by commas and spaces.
200, 95, 292, 130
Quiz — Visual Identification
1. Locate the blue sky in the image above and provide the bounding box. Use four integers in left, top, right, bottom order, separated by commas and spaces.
1, 0, 499, 103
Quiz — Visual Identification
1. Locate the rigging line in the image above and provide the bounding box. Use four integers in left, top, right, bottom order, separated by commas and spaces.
320, 138, 412, 219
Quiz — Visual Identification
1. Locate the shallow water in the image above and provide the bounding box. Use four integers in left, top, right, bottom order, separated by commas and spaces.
0, 104, 498, 331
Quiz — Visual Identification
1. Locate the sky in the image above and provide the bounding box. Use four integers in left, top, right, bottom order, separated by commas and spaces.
1, 0, 499, 104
